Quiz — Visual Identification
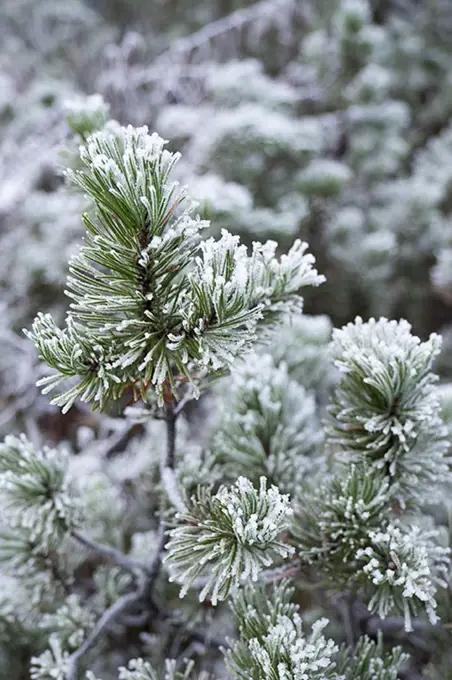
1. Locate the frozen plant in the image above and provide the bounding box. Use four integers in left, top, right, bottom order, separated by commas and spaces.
165, 476, 294, 604
2, 101, 452, 680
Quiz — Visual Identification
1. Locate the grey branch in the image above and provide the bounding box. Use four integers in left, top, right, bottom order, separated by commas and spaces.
173, 389, 195, 416
365, 615, 432, 636
66, 402, 177, 678
70, 528, 148, 574
144, 523, 166, 594
164, 400, 176, 469
171, 622, 228, 651
334, 593, 357, 647
153, 0, 304, 67
66, 589, 142, 680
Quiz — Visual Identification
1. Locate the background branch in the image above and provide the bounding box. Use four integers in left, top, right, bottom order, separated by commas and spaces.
70, 529, 148, 574
66, 589, 143, 680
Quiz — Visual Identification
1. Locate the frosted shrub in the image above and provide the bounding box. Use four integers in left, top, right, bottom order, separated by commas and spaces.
5, 116, 448, 680
3, 0, 452, 674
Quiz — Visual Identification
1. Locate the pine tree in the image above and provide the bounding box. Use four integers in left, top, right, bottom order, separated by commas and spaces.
3, 0, 452, 677
0, 107, 446, 679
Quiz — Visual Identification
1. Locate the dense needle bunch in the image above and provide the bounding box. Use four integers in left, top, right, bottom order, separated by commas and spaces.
213, 352, 323, 494
295, 463, 451, 630
242, 615, 339, 680
30, 635, 70, 680
357, 524, 450, 630
335, 635, 407, 680
296, 465, 392, 579
298, 510, 448, 631
226, 582, 339, 680
165, 476, 294, 604
0, 435, 77, 548
227, 582, 408, 679
329, 316, 450, 500
296, 316, 451, 631
39, 595, 95, 651
27, 123, 323, 410
84, 658, 214, 680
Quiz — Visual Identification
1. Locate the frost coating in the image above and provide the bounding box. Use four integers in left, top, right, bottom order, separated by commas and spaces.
247, 615, 338, 680
227, 583, 341, 680
296, 465, 392, 576
0, 435, 77, 548
30, 635, 70, 680
4, 0, 452, 677
63, 94, 110, 138
357, 524, 450, 631
329, 316, 449, 501
214, 352, 324, 494
28, 124, 323, 410
165, 476, 294, 605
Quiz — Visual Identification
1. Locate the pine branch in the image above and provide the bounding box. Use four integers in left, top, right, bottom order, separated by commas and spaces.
103, 423, 145, 459
227, 582, 339, 680
164, 400, 176, 469
329, 317, 450, 504
334, 593, 357, 647
28, 125, 323, 411
143, 524, 166, 597
165, 476, 294, 604
336, 632, 408, 680
145, 398, 178, 594
168, 619, 227, 652
365, 615, 433, 636
173, 390, 195, 417
296, 464, 450, 631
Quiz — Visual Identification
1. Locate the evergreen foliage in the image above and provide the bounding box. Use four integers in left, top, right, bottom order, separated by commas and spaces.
356, 524, 449, 629
2, 0, 452, 677
165, 477, 294, 604
336, 634, 407, 680
329, 317, 449, 502
2, 106, 451, 679
226, 583, 339, 680
28, 123, 323, 411
212, 352, 323, 494
296, 467, 450, 630
0, 434, 77, 546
